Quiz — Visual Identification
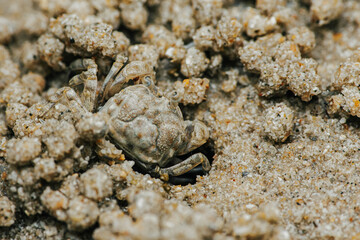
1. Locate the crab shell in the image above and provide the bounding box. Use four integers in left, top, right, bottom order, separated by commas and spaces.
100, 84, 191, 168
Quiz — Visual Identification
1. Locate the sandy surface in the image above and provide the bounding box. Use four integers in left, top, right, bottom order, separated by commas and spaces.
0, 0, 360, 239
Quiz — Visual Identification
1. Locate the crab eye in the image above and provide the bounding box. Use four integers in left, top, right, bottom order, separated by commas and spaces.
144, 76, 152, 87
171, 91, 180, 102
167, 90, 182, 103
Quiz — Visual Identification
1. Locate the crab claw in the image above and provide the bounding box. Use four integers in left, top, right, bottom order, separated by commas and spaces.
185, 120, 210, 153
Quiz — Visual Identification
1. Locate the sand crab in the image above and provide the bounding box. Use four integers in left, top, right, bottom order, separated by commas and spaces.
45, 55, 211, 181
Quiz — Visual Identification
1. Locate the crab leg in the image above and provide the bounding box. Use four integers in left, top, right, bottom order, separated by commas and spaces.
157, 153, 211, 181
69, 59, 97, 86
69, 58, 98, 112
100, 54, 127, 101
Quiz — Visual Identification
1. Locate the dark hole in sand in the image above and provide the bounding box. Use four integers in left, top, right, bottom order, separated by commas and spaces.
131, 142, 215, 186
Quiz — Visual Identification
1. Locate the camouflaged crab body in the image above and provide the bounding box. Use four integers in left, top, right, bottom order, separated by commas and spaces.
48, 57, 210, 179
100, 85, 193, 169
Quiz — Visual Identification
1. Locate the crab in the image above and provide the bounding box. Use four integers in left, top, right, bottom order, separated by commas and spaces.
44, 55, 211, 181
